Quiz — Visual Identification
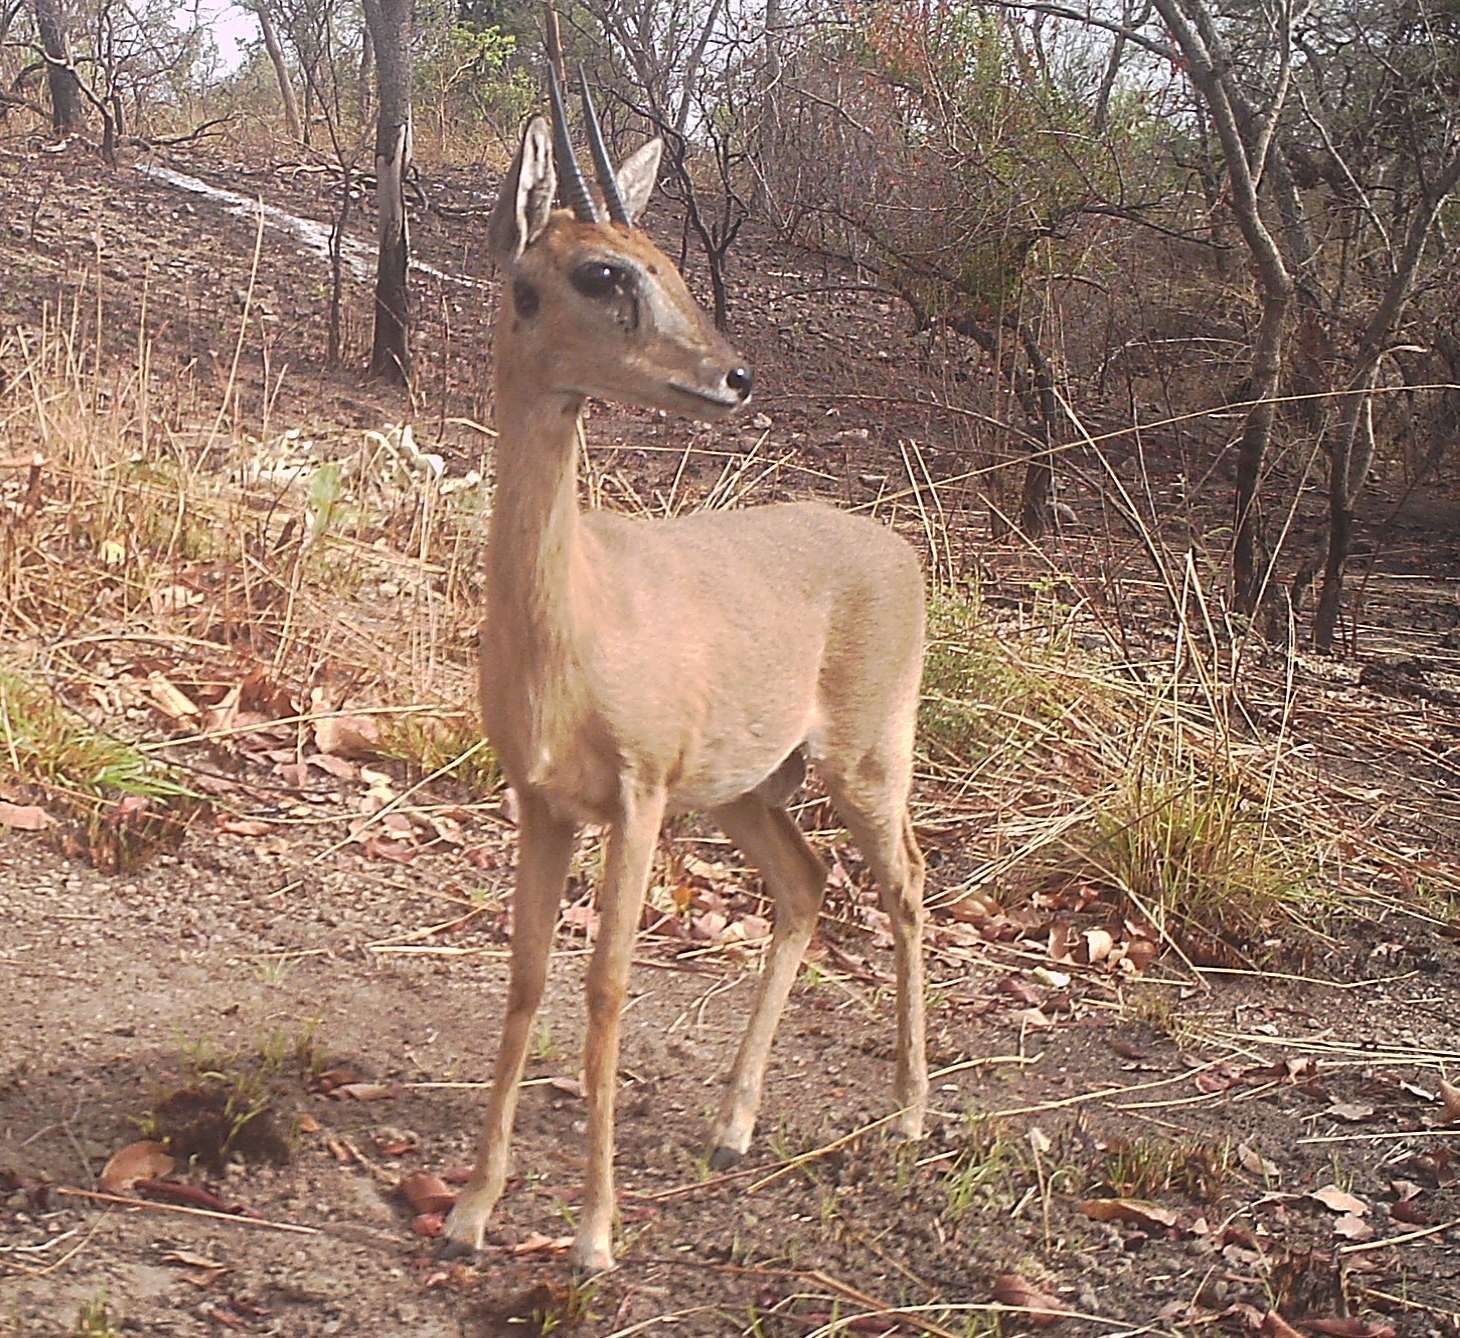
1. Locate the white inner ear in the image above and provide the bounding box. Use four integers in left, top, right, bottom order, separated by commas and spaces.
489, 116, 556, 262
614, 139, 663, 226
517, 118, 557, 249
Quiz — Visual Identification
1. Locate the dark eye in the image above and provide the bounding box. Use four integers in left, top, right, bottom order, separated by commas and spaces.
571, 262, 622, 299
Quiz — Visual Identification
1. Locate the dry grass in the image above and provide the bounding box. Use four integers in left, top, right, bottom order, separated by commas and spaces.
1, 295, 486, 808
1, 277, 1449, 961
919, 586, 1332, 962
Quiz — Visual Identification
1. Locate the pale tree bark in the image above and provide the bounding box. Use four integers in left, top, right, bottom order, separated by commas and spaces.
753, 0, 782, 216
33, 0, 81, 134
362, 0, 413, 385
671, 0, 723, 138
1149, 0, 1298, 613
359, 21, 373, 121
249, 0, 304, 142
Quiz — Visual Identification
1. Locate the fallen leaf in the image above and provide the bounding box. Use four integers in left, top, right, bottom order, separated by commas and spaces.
0, 801, 53, 831
1124, 938, 1159, 971
99, 1140, 176, 1193
1260, 1314, 1304, 1338
1325, 1102, 1376, 1124
411, 1212, 446, 1238
1082, 928, 1114, 964
1196, 1064, 1245, 1094
510, 1231, 575, 1256
1077, 1198, 1181, 1230
326, 1082, 401, 1102
1333, 1213, 1374, 1241
1439, 1079, 1460, 1123
161, 1249, 228, 1272
310, 1068, 359, 1092
296, 1114, 321, 1134
146, 673, 200, 720
998, 975, 1042, 1006
947, 893, 998, 922
1389, 1199, 1428, 1224
399, 1171, 455, 1216
1310, 1184, 1369, 1216
363, 836, 417, 864
991, 1273, 1062, 1327
308, 752, 358, 781
217, 817, 271, 837
1238, 1142, 1281, 1179
314, 714, 380, 759
1032, 966, 1071, 989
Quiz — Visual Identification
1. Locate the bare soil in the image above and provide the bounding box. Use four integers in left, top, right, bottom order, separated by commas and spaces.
3, 136, 1460, 1337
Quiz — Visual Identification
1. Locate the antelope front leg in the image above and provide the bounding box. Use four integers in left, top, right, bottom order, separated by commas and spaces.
444, 793, 576, 1255
573, 784, 667, 1273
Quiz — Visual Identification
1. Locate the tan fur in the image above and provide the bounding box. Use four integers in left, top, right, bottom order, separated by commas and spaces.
444, 123, 928, 1273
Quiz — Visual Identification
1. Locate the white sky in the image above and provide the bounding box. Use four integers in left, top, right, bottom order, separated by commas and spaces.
186, 0, 256, 75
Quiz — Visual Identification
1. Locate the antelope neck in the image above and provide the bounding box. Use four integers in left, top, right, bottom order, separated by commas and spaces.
486, 384, 591, 659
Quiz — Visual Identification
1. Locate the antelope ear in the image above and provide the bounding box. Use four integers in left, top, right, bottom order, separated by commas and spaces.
614, 138, 662, 226
488, 116, 556, 262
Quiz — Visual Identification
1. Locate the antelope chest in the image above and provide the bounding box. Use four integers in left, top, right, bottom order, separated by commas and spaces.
478, 660, 620, 826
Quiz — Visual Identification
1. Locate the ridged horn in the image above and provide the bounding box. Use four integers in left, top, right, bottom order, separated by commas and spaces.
547, 63, 598, 222
579, 65, 629, 226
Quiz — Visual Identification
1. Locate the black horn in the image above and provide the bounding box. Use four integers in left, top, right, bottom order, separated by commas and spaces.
547, 63, 598, 223
579, 65, 630, 226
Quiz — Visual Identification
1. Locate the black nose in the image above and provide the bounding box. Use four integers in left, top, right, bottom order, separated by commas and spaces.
725, 366, 753, 399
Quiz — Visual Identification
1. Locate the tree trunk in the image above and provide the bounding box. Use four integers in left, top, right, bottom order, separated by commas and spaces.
1149, 0, 1296, 615
1312, 145, 1460, 649
251, 0, 303, 142
362, 0, 413, 385
1231, 286, 1288, 610
33, 0, 80, 135
753, 0, 782, 216
359, 23, 374, 122
673, 0, 723, 137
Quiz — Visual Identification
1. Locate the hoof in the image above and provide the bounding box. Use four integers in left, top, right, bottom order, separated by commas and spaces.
569, 1242, 616, 1275
437, 1235, 479, 1261
707, 1145, 744, 1172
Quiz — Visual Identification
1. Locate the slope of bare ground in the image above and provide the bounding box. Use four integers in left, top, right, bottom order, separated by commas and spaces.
3, 137, 1460, 1337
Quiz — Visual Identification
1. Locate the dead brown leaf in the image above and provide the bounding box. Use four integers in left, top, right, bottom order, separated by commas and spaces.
0, 801, 53, 831
399, 1171, 455, 1216
99, 1139, 176, 1193
1309, 1184, 1369, 1216
510, 1231, 575, 1256
1077, 1198, 1181, 1231
998, 975, 1042, 1006
1238, 1142, 1281, 1179
1439, 1079, 1460, 1123
991, 1273, 1063, 1327
1332, 1213, 1374, 1241
314, 714, 381, 759
327, 1082, 402, 1102
1261, 1314, 1304, 1338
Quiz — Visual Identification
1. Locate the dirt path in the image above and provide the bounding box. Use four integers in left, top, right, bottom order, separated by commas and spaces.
5, 816, 1460, 1335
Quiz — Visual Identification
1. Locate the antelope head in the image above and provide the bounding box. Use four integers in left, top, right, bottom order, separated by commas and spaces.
487, 68, 753, 420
